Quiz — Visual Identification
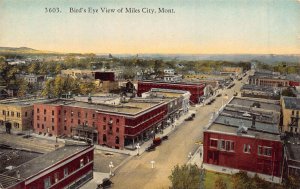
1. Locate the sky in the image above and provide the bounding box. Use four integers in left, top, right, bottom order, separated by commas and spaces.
0, 0, 299, 54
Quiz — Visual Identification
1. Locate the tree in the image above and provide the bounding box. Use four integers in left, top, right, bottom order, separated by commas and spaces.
16, 79, 29, 97
282, 87, 296, 97
169, 164, 200, 189
215, 176, 227, 189
231, 171, 252, 189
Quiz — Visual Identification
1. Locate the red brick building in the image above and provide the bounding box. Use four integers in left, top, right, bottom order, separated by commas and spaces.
3, 144, 94, 189
137, 80, 205, 104
203, 97, 283, 183
34, 98, 169, 149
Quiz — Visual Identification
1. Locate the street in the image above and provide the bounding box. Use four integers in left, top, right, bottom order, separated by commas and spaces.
110, 75, 248, 189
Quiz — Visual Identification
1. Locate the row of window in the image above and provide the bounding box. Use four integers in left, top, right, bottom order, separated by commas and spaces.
2, 110, 23, 117
44, 155, 91, 189
37, 108, 97, 119
210, 138, 273, 157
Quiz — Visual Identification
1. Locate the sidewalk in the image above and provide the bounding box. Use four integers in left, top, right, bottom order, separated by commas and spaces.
81, 172, 110, 189
188, 144, 203, 167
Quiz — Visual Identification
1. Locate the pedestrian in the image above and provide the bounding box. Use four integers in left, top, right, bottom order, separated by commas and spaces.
200, 149, 202, 158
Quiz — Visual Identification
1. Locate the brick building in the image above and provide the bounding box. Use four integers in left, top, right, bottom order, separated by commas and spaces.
281, 97, 300, 133
0, 98, 49, 133
137, 80, 205, 104
33, 98, 170, 149
1, 144, 94, 189
203, 97, 283, 183
249, 70, 289, 87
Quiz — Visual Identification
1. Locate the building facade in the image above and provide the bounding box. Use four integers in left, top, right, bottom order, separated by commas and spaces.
3, 144, 94, 189
203, 97, 283, 183
281, 97, 300, 133
137, 81, 205, 104
33, 98, 169, 149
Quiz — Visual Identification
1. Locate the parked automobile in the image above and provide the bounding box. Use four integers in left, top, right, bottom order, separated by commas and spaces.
97, 178, 113, 189
185, 116, 194, 121
162, 135, 168, 140
216, 94, 222, 97
191, 113, 196, 118
145, 144, 156, 152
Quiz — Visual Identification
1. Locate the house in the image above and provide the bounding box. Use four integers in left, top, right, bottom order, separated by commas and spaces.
281, 97, 300, 133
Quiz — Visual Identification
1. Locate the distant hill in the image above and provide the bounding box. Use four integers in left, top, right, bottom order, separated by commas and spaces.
114, 54, 300, 64
0, 47, 56, 55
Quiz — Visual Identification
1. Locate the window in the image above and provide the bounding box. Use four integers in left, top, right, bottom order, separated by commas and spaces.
54, 173, 59, 183
64, 168, 68, 177
103, 125, 106, 130
219, 140, 234, 151
258, 146, 272, 157
52, 118, 54, 123
103, 117, 106, 122
44, 109, 46, 115
17, 112, 20, 117
78, 112, 81, 117
116, 119, 119, 124
103, 134, 107, 142
78, 119, 81, 124
42, 124, 44, 129
93, 114, 95, 118
58, 110, 61, 115
44, 117, 46, 121
52, 110, 54, 116
71, 119, 73, 123
11, 112, 14, 117
37, 108, 40, 113
116, 127, 119, 133
210, 139, 218, 148
64, 126, 67, 131
37, 124, 40, 128
292, 110, 295, 115
52, 126, 54, 131
44, 177, 51, 189
64, 110, 66, 116
85, 113, 88, 118
243, 144, 251, 153
2, 110, 5, 115
71, 111, 74, 116
80, 159, 84, 167
24, 112, 27, 117
37, 115, 40, 120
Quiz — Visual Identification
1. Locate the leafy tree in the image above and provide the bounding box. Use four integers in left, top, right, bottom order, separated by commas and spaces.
16, 79, 29, 97
231, 171, 252, 189
169, 164, 200, 189
215, 176, 227, 189
284, 175, 300, 189
79, 82, 96, 95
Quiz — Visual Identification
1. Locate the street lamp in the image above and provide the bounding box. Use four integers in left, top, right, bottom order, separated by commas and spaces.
150, 160, 155, 169
136, 143, 140, 156
188, 152, 192, 164
109, 161, 114, 176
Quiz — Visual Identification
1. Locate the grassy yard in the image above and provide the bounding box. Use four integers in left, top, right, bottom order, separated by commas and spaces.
204, 171, 233, 189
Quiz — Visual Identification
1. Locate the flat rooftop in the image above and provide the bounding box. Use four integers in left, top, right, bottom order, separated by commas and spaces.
139, 80, 205, 86
0, 174, 22, 189
0, 146, 42, 174
206, 97, 281, 141
42, 98, 166, 116
229, 97, 281, 112
4, 145, 91, 180
285, 135, 300, 165
241, 84, 278, 93
208, 123, 280, 141
0, 98, 50, 107
282, 96, 300, 110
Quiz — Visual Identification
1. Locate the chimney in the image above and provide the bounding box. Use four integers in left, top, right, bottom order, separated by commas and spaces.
16, 170, 20, 179
252, 114, 256, 128
88, 93, 92, 104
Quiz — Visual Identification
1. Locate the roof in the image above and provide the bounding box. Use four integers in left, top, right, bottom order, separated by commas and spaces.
41, 98, 167, 116
208, 123, 281, 141
285, 136, 300, 163
282, 97, 300, 110
0, 98, 51, 107
241, 84, 278, 93
229, 97, 281, 112
206, 97, 281, 141
4, 145, 92, 180
0, 174, 22, 188
138, 80, 205, 86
